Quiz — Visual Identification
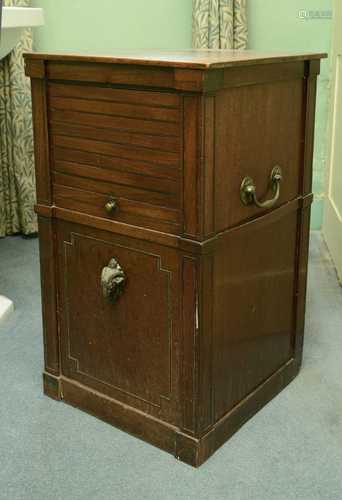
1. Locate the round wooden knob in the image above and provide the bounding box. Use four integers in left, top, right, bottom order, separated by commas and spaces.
105, 199, 117, 214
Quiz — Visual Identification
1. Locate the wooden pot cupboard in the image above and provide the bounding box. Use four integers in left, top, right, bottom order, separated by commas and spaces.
25, 49, 325, 467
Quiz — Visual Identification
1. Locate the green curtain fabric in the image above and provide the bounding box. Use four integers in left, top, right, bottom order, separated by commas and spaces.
192, 0, 248, 49
0, 0, 37, 237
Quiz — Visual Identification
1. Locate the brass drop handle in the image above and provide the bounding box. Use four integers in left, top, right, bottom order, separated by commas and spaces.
240, 166, 283, 209
105, 198, 117, 214
101, 258, 126, 303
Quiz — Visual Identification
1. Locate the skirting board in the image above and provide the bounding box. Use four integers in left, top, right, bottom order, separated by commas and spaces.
323, 198, 342, 284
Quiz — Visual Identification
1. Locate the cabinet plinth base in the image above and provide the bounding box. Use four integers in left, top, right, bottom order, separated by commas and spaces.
43, 372, 63, 401
42, 358, 300, 467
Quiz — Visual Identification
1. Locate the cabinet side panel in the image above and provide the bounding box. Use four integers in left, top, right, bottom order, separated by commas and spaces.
213, 203, 299, 420
214, 74, 305, 232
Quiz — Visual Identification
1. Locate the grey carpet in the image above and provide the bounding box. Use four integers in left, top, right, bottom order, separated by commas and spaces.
0, 232, 341, 500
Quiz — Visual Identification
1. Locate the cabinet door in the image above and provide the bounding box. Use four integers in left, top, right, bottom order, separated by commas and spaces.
56, 221, 181, 425
213, 202, 302, 420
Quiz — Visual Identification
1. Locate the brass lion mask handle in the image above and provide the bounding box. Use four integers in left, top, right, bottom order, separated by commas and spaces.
101, 258, 126, 303
240, 166, 283, 209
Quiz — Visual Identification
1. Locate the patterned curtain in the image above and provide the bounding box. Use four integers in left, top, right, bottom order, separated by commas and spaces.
0, 0, 37, 237
193, 0, 248, 49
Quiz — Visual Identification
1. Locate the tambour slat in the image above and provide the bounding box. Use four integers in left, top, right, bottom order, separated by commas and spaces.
48, 83, 180, 109
54, 160, 178, 195
53, 136, 180, 167
53, 172, 179, 209
49, 122, 180, 153
48, 109, 179, 137
49, 96, 179, 123
53, 148, 179, 180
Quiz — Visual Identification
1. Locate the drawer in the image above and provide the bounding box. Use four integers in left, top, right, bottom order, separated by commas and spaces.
56, 220, 182, 424
48, 83, 182, 233
214, 79, 305, 232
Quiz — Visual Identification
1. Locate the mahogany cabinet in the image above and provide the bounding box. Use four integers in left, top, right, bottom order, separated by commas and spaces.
25, 50, 325, 466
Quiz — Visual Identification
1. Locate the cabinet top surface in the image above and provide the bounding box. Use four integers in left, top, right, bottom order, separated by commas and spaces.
24, 49, 327, 69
